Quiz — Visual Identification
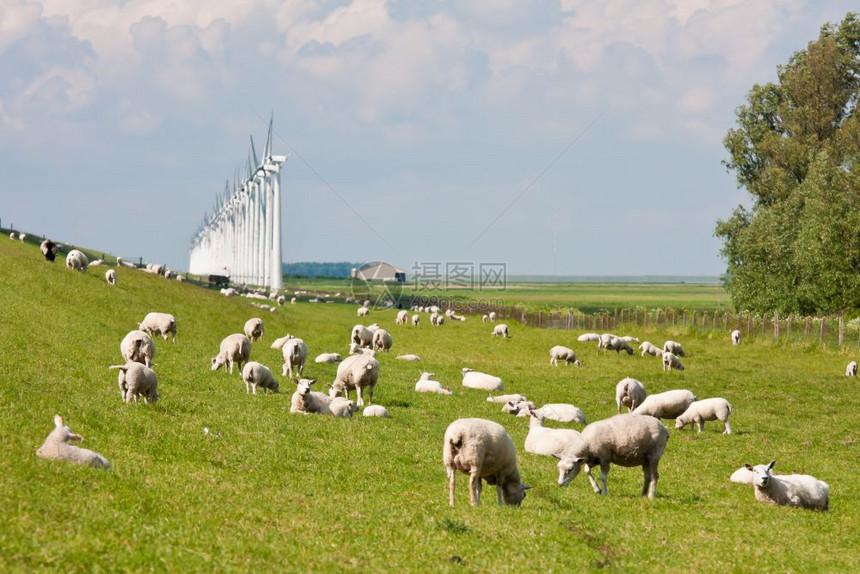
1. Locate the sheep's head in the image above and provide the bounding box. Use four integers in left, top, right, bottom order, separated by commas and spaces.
52, 415, 83, 443
622, 345, 634, 355
419, 372, 435, 381
674, 418, 687, 430
461, 368, 473, 375
555, 455, 586, 487
328, 380, 346, 398
745, 461, 776, 488
295, 378, 317, 396
502, 482, 532, 506
210, 355, 226, 371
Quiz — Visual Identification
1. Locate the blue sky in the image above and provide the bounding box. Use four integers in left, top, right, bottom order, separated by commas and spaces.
1, 0, 856, 276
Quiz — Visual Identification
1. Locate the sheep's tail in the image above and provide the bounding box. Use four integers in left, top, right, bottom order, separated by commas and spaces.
108, 364, 129, 372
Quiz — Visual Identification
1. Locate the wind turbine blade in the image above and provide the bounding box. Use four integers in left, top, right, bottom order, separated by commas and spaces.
250, 136, 260, 168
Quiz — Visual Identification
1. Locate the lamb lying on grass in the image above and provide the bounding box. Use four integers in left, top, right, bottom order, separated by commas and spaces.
487, 394, 528, 404
363, 405, 390, 418
515, 403, 586, 424
315, 353, 342, 364
36, 415, 110, 469
415, 372, 453, 395
743, 460, 830, 511
396, 354, 421, 361
523, 408, 583, 457
675, 398, 733, 434
290, 378, 355, 417
462, 368, 504, 391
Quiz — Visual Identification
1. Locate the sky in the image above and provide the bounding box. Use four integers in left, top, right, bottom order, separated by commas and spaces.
1, 0, 856, 277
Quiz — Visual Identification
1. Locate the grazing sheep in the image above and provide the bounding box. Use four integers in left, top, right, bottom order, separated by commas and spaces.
555, 413, 669, 498
487, 394, 528, 404
65, 249, 89, 272
549, 345, 581, 366
9, 231, 15, 240
363, 405, 390, 418
639, 341, 664, 357
290, 297, 297, 304
431, 313, 445, 326
357, 306, 370, 317
461, 368, 504, 391
329, 354, 380, 406
744, 460, 830, 511
488, 311, 497, 322
411, 314, 420, 326
36, 415, 110, 469
597, 334, 634, 356
110, 362, 159, 404
241, 361, 280, 395
491, 324, 510, 338
105, 269, 116, 285
415, 372, 453, 395
211, 333, 251, 374
731, 330, 741, 345
524, 408, 584, 457
577, 333, 601, 342
443, 418, 530, 506
663, 340, 686, 356
290, 378, 336, 415
19, 233, 26, 242
632, 389, 697, 419
482, 314, 489, 322
243, 318, 264, 342
396, 354, 421, 361
40, 239, 58, 261
662, 351, 685, 372
675, 398, 733, 434
120, 330, 156, 367
314, 353, 342, 364
396, 310, 409, 325
351, 324, 374, 349
516, 403, 586, 424
846, 361, 857, 377
372, 329, 393, 352
615, 377, 647, 413
282, 337, 309, 378
276, 295, 286, 306
139, 312, 177, 343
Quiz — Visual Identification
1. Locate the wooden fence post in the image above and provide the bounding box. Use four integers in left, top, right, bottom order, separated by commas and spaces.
774, 311, 779, 339
804, 317, 811, 338
839, 314, 844, 347
820, 318, 826, 342
787, 316, 792, 338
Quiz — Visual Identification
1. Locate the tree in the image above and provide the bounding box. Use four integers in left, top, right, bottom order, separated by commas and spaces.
716, 13, 860, 314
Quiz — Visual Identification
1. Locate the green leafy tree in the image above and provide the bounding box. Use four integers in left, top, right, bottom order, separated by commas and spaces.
717, 13, 860, 314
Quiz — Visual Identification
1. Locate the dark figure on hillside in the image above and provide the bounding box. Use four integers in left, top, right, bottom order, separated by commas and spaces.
40, 239, 58, 262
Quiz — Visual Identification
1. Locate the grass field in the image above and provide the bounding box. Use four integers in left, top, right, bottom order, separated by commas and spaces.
1, 239, 857, 572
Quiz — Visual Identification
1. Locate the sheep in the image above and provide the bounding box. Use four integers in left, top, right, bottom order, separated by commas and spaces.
516, 403, 586, 424
846, 361, 857, 377
139, 312, 177, 343
597, 334, 634, 356
451, 313, 467, 321
632, 389, 697, 419
176, 274, 185, 282
372, 329, 393, 353
491, 324, 510, 338
291, 378, 339, 415
351, 324, 374, 349
19, 232, 26, 242
290, 297, 297, 304
639, 341, 664, 357
663, 340, 686, 356
40, 239, 58, 261
105, 269, 116, 286
357, 306, 370, 317
120, 330, 156, 367
396, 310, 409, 325
577, 333, 601, 342
330, 398, 357, 418
363, 405, 390, 418
524, 408, 584, 457
348, 344, 376, 356
619, 335, 639, 342
241, 361, 280, 395
461, 368, 504, 391
415, 372, 453, 395
482, 314, 489, 322
486, 394, 528, 404
329, 353, 380, 406
662, 351, 685, 372
555, 413, 669, 498
730, 466, 754, 484
211, 333, 252, 374
396, 354, 421, 361
9, 231, 14, 240
364, 300, 372, 308
315, 353, 342, 364
549, 345, 581, 366
443, 418, 531, 506
243, 318, 264, 342
743, 460, 830, 511
445, 308, 455, 317
731, 329, 741, 345
276, 295, 286, 306
488, 311, 497, 322
222, 288, 238, 297
35, 415, 110, 469
431, 313, 444, 326
615, 377, 647, 413
502, 400, 536, 414
411, 314, 420, 326
282, 337, 309, 378
675, 398, 733, 434
110, 362, 159, 403
65, 249, 89, 272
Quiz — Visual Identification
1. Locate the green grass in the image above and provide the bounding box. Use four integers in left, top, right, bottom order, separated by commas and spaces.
1, 239, 857, 572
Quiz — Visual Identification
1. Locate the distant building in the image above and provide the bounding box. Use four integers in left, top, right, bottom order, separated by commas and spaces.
351, 261, 406, 282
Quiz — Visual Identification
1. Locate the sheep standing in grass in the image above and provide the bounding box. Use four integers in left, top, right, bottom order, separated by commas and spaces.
396, 310, 409, 325
372, 329, 393, 353
282, 337, 309, 378
351, 325, 373, 349
329, 354, 380, 406
243, 318, 264, 342
639, 341, 663, 357
555, 413, 669, 498
415, 372, 453, 395
615, 377, 647, 413
597, 334, 634, 355
139, 312, 177, 343
488, 311, 497, 322
110, 362, 159, 403
744, 461, 830, 511
632, 389, 697, 419
120, 330, 156, 367
549, 345, 581, 366
663, 340, 686, 356
462, 368, 504, 391
36, 415, 110, 469
65, 249, 89, 272
443, 418, 530, 506
846, 361, 857, 377
482, 314, 489, 322
211, 333, 251, 374
40, 239, 58, 261
675, 398, 733, 434
105, 269, 116, 285
492, 324, 510, 338
241, 362, 280, 395
315, 353, 342, 364
731, 330, 741, 345
577, 333, 600, 342
411, 314, 420, 326
357, 306, 370, 317
662, 351, 685, 372
517, 403, 586, 424
524, 408, 584, 457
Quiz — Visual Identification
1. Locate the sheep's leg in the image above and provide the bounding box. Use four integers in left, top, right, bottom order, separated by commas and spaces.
228, 360, 234, 375
356, 386, 365, 407
696, 419, 704, 433
641, 465, 652, 496
599, 464, 610, 495
584, 465, 601, 494
447, 467, 456, 507
647, 463, 659, 499
723, 419, 732, 435
469, 471, 481, 506
282, 364, 288, 377
252, 383, 258, 395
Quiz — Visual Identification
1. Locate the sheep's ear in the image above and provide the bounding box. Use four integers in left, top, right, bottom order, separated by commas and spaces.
308, 379, 317, 385
767, 460, 776, 470
744, 463, 753, 471
551, 454, 562, 460
54, 415, 64, 427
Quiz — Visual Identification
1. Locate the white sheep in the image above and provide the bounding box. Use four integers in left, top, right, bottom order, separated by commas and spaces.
431, 313, 445, 326
486, 394, 528, 404
411, 314, 420, 326
632, 389, 697, 419
555, 413, 669, 498
9, 231, 15, 240
619, 335, 639, 342
516, 403, 586, 424
396, 354, 421, 361
846, 361, 857, 377
110, 362, 159, 403
488, 311, 497, 322
329, 353, 380, 406
290, 297, 297, 304
314, 353, 342, 364
139, 312, 177, 343
120, 330, 156, 367
523, 408, 584, 457
363, 405, 390, 418
663, 340, 686, 356
482, 314, 489, 322
549, 345, 581, 366
276, 295, 286, 306
502, 400, 536, 414
731, 330, 741, 345
243, 318, 264, 342
372, 329, 393, 352
615, 377, 647, 413
105, 269, 116, 285
414, 372, 453, 395
743, 460, 830, 511
675, 398, 733, 434
282, 337, 309, 378
730, 466, 754, 484
443, 418, 530, 506
36, 415, 110, 469
577, 333, 601, 342
461, 368, 504, 391
351, 324, 374, 349
491, 324, 510, 338
65, 249, 89, 272
639, 341, 664, 357
396, 310, 409, 325
357, 306, 370, 317
19, 232, 26, 242
597, 334, 634, 355
662, 351, 685, 371
211, 333, 251, 374
241, 361, 280, 395
40, 239, 59, 261
291, 378, 339, 415
348, 344, 376, 356
329, 398, 357, 418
